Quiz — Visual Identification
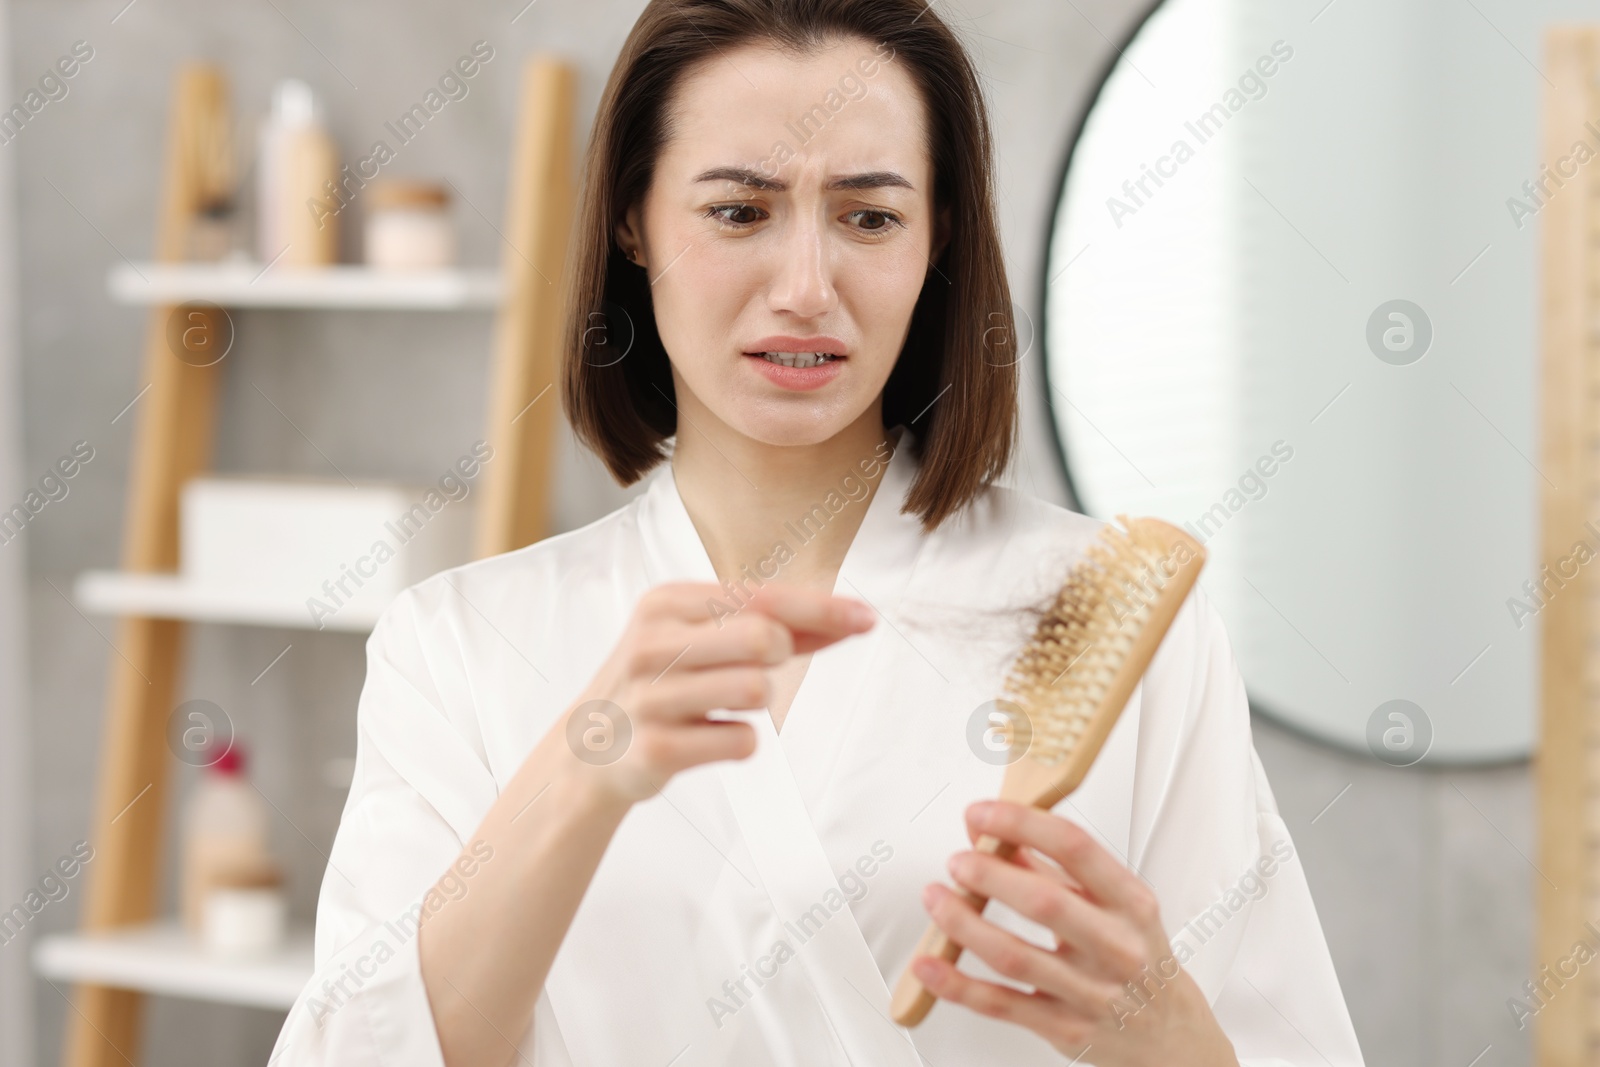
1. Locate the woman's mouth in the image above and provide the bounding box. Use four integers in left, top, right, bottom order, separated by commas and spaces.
743, 351, 845, 390
750, 351, 841, 368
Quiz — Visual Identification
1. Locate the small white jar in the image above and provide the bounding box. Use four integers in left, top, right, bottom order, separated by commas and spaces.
203, 883, 287, 956
364, 179, 454, 270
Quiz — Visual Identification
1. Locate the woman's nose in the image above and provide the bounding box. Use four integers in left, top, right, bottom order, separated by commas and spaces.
765, 217, 837, 320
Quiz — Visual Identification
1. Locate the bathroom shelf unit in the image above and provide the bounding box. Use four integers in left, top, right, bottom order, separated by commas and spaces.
36, 922, 313, 1012
107, 261, 504, 310
51, 56, 577, 1067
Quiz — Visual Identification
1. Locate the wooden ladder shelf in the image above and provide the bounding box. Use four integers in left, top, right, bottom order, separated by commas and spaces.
58, 55, 576, 1067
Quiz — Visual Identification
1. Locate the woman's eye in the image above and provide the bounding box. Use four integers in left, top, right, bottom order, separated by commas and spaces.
848, 209, 903, 236
706, 203, 764, 227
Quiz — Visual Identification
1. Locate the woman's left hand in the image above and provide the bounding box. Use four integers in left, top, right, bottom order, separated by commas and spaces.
912, 800, 1240, 1067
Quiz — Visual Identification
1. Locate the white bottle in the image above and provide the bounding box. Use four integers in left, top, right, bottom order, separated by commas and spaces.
256, 79, 338, 266
180, 743, 272, 935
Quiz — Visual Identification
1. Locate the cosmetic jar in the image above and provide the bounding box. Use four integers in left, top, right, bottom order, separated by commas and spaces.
365, 179, 453, 270
202, 865, 287, 956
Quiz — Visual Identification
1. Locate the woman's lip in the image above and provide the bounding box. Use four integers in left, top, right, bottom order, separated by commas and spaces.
743, 335, 849, 357
744, 352, 844, 391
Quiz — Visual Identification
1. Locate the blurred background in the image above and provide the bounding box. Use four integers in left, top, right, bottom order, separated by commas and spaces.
0, 0, 1593, 1064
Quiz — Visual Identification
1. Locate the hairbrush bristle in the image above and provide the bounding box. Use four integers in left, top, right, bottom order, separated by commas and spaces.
1001, 516, 1185, 764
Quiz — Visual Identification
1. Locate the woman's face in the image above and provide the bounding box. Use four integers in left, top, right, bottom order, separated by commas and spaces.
617, 35, 946, 449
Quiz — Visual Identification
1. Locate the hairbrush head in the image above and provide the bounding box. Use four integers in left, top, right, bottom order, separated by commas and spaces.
1002, 515, 1204, 770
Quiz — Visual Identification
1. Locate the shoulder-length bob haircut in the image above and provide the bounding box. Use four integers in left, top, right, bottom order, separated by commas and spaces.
561, 0, 1019, 532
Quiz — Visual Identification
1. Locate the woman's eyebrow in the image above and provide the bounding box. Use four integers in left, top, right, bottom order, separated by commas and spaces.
692, 165, 914, 193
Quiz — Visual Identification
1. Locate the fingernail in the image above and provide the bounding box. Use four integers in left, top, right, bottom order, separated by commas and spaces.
921, 883, 937, 909
913, 957, 939, 981
849, 602, 875, 626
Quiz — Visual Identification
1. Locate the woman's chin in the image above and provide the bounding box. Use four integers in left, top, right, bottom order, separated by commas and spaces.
717, 405, 864, 450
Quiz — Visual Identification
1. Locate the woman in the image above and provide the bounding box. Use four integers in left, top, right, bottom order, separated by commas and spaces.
270, 1, 1364, 1064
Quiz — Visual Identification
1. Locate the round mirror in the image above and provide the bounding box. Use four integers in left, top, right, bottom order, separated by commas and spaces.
1041, 0, 1532, 763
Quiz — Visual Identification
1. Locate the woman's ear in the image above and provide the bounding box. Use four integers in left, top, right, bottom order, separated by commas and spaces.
615, 204, 646, 266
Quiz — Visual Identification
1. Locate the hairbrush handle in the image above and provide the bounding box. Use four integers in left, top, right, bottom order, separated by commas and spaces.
889, 831, 1016, 1027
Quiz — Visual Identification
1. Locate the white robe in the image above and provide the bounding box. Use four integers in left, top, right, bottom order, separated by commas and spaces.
268, 424, 1365, 1066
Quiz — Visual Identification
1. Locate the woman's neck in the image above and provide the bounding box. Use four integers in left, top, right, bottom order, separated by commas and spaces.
670, 411, 901, 594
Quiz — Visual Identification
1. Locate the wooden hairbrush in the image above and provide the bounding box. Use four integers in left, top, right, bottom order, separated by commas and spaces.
889, 514, 1207, 1027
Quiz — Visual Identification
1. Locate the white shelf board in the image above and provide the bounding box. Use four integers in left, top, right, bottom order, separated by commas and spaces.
107, 261, 503, 310
33, 921, 312, 1011
75, 570, 380, 632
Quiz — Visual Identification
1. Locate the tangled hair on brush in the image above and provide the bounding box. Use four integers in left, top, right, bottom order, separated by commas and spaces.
560, 0, 1020, 534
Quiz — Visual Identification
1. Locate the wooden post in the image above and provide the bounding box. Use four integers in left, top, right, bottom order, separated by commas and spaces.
63, 64, 229, 1067
1536, 26, 1600, 1067
476, 56, 577, 558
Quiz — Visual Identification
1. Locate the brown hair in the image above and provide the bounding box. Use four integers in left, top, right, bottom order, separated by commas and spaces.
560, 0, 1019, 532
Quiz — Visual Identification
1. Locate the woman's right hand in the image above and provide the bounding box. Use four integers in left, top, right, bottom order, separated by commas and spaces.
556, 581, 876, 806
